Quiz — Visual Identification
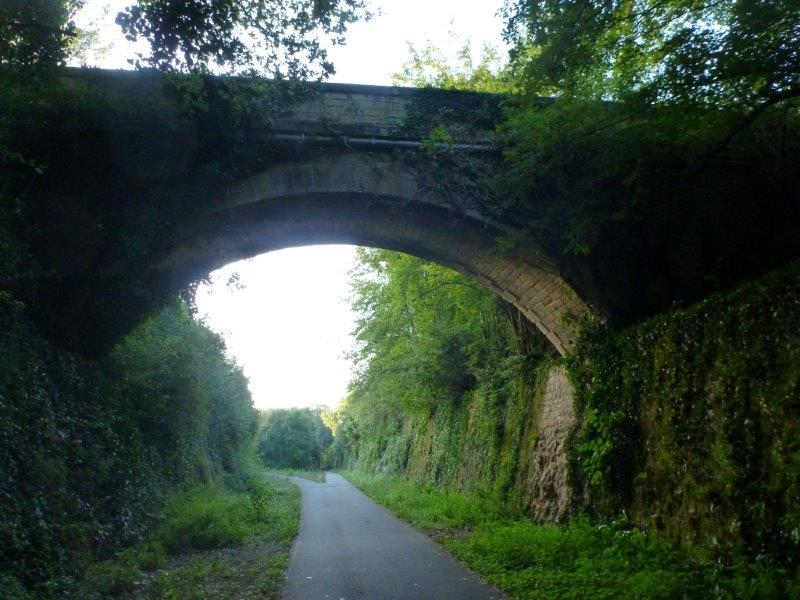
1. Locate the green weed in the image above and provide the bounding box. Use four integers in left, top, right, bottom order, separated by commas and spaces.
345, 471, 797, 599
343, 471, 505, 530
119, 541, 168, 571
157, 475, 299, 553
75, 474, 300, 598
447, 518, 702, 599
158, 484, 254, 552
0, 575, 35, 600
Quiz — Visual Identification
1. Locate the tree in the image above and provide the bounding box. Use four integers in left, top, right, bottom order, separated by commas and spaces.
116, 0, 369, 78
257, 408, 333, 469
0, 0, 85, 69
501, 0, 800, 110
347, 248, 547, 414
392, 37, 513, 93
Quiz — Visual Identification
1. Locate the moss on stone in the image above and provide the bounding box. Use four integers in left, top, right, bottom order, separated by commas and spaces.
569, 259, 800, 569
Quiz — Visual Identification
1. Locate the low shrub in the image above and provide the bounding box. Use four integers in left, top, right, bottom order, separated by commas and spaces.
158, 484, 254, 553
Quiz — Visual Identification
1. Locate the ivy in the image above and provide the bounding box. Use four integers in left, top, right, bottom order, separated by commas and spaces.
569, 260, 800, 572
0, 299, 258, 595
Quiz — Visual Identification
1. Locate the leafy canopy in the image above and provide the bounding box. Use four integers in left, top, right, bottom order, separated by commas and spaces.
116, 0, 369, 77
257, 408, 333, 469
392, 37, 514, 93
346, 248, 543, 414
0, 0, 85, 69
501, 0, 800, 108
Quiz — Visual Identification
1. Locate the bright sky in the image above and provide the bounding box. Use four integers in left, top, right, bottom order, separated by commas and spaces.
74, 1, 507, 409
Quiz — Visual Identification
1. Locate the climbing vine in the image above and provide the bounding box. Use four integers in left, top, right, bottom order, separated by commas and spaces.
569, 260, 800, 571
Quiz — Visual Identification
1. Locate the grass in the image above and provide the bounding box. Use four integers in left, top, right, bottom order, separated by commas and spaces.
274, 469, 327, 483
156, 475, 298, 553
343, 469, 505, 532
341, 471, 798, 600
144, 540, 290, 599
75, 472, 300, 599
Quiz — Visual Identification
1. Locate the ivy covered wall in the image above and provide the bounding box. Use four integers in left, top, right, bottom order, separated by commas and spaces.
339, 257, 800, 571
0, 298, 258, 594
342, 357, 572, 518
570, 260, 800, 567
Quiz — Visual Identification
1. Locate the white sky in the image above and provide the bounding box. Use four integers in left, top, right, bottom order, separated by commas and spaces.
74, 1, 507, 409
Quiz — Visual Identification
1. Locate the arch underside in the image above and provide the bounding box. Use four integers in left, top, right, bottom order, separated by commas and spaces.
156, 154, 590, 355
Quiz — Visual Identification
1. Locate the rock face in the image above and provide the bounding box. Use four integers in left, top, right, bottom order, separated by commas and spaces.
347, 361, 579, 523
525, 365, 575, 522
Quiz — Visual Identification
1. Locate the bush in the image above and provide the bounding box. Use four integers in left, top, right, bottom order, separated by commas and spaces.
449, 518, 704, 600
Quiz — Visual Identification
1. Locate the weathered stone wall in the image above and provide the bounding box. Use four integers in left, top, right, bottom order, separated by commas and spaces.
347, 361, 577, 521
270, 82, 499, 142
570, 260, 800, 562
525, 365, 575, 522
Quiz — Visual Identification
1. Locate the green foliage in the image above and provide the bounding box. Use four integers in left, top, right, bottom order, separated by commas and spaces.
76, 474, 300, 599
145, 549, 290, 599
156, 476, 297, 555
343, 471, 507, 530
0, 575, 34, 600
348, 472, 799, 600
450, 518, 706, 600
501, 0, 800, 108
393, 37, 514, 93
81, 556, 142, 597
347, 248, 543, 414
116, 0, 368, 78
0, 298, 258, 596
0, 1, 85, 70
108, 301, 258, 480
450, 517, 800, 600
334, 249, 554, 510
257, 408, 333, 470
569, 261, 800, 570
157, 484, 257, 553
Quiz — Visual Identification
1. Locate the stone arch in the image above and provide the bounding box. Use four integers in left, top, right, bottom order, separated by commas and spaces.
155, 152, 590, 354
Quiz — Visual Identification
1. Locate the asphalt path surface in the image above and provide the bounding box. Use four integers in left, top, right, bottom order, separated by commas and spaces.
281, 473, 505, 600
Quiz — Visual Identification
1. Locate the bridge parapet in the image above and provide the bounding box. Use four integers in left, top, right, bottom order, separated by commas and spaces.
65, 68, 500, 147
270, 82, 500, 145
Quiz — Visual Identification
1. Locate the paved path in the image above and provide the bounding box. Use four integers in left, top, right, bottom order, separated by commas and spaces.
281, 473, 504, 600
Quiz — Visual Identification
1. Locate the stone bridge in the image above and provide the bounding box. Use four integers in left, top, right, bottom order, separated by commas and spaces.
54, 70, 592, 355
